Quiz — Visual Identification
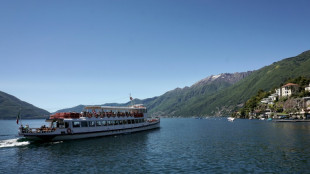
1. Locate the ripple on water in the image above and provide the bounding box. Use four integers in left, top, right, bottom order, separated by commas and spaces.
1, 119, 310, 173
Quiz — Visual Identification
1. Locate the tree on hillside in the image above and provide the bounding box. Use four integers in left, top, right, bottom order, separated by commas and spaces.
238, 89, 270, 118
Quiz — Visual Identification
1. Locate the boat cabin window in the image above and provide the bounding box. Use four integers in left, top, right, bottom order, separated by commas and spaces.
65, 122, 69, 128
89, 121, 95, 127
96, 121, 101, 126
102, 120, 107, 126
52, 121, 58, 128
73, 121, 80, 128
52, 120, 65, 128
81, 121, 88, 127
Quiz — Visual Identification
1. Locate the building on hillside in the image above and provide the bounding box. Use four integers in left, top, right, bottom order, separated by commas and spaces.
269, 94, 277, 102
261, 94, 277, 105
280, 83, 299, 97
305, 83, 310, 92
249, 110, 262, 118
302, 97, 310, 110
275, 88, 282, 97
302, 97, 310, 119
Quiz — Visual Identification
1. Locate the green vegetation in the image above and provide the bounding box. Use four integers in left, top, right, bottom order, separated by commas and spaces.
149, 50, 310, 117
185, 50, 310, 116
237, 90, 271, 118
235, 76, 310, 118
144, 72, 252, 116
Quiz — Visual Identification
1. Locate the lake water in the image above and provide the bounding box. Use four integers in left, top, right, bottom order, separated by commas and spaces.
1, 118, 310, 173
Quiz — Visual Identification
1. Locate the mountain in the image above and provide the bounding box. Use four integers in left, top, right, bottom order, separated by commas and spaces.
144, 72, 253, 116
0, 91, 50, 119
55, 72, 252, 115
54, 103, 127, 113
184, 50, 310, 116
55, 50, 310, 117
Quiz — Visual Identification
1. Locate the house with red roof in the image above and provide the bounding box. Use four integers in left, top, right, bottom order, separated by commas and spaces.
279, 83, 299, 97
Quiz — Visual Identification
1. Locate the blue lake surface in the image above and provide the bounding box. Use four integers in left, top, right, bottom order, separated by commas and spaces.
1, 118, 310, 173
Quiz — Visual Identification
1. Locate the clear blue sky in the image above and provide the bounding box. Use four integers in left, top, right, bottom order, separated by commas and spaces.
1, 0, 309, 112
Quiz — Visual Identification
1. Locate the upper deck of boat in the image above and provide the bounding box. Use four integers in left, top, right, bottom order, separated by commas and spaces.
85, 104, 146, 112
49, 105, 147, 120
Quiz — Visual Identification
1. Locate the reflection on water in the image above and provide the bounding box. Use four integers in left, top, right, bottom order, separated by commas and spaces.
14, 131, 152, 173
0, 118, 310, 173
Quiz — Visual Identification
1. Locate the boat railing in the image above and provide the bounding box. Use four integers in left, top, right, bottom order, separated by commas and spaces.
81, 111, 144, 118
20, 127, 57, 134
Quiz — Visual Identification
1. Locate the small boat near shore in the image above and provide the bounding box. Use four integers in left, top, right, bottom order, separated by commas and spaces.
227, 117, 235, 122
18, 104, 160, 141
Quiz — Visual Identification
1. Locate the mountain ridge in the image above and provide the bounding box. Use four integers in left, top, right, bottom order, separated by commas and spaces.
194, 50, 310, 116
0, 91, 50, 119
53, 71, 252, 115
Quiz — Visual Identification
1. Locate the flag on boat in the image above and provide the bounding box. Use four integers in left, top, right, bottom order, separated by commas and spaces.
130, 96, 133, 101
16, 110, 21, 125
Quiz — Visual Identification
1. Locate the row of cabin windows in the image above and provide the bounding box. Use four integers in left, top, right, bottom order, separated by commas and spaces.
71, 119, 145, 128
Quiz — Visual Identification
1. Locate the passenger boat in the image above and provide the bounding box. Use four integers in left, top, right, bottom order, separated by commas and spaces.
18, 104, 160, 141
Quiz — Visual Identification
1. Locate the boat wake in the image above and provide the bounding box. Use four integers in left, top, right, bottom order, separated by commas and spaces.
0, 138, 30, 148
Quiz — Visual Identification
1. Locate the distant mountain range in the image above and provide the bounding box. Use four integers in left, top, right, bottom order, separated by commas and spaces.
55, 103, 126, 113
0, 91, 50, 119
53, 72, 252, 115
1, 50, 310, 119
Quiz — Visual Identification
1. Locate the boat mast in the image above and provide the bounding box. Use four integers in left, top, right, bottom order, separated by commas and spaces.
16, 107, 22, 125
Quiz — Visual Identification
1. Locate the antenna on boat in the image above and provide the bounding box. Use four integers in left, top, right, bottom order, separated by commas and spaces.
16, 107, 22, 125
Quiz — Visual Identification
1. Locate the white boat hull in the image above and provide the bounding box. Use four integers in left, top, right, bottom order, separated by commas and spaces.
20, 121, 160, 141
